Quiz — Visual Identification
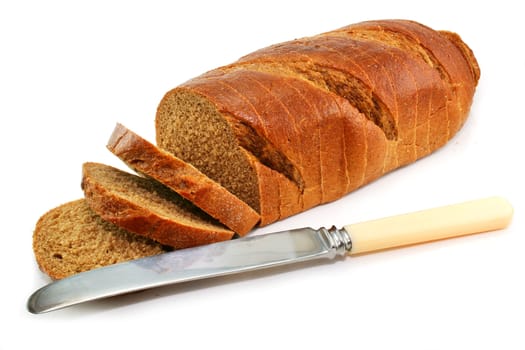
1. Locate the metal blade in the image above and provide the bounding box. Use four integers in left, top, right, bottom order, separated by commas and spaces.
27, 226, 350, 314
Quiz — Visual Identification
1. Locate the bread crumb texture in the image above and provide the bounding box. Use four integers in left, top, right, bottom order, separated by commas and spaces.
33, 199, 167, 280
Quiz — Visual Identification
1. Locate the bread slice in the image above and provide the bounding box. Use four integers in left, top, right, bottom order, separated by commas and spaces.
81, 162, 235, 249
106, 123, 260, 235
33, 199, 167, 280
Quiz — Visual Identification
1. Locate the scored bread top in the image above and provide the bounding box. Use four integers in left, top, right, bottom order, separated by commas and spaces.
81, 162, 235, 249
33, 199, 167, 280
107, 123, 260, 235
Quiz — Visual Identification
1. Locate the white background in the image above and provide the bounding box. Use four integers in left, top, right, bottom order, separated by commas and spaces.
1, 1, 523, 349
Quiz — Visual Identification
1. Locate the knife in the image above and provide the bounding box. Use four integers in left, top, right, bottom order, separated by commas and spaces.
27, 196, 513, 314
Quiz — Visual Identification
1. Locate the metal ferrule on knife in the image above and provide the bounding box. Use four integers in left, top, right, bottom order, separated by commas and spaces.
318, 226, 352, 258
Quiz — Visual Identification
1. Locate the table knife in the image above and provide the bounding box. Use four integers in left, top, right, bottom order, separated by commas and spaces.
27, 196, 513, 314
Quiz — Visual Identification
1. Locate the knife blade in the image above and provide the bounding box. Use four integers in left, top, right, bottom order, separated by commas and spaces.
27, 196, 513, 314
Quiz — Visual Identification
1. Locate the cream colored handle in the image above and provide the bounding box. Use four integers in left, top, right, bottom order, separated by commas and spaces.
344, 197, 513, 255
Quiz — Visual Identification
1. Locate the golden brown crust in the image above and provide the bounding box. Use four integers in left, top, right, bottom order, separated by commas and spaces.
157, 19, 479, 225
438, 30, 480, 83
81, 162, 234, 249
340, 20, 479, 136
107, 123, 260, 235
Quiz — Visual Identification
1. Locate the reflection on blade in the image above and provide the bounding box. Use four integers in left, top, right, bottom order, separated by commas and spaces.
28, 227, 338, 313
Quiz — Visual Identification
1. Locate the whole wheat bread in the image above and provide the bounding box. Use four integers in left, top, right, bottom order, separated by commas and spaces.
107, 123, 260, 235
156, 19, 480, 225
33, 19, 480, 279
33, 199, 167, 280
81, 162, 234, 248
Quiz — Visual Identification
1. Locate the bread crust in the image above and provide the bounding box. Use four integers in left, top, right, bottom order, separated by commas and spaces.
107, 123, 260, 234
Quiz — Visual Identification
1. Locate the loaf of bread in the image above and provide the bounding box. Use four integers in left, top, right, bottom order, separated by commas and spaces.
156, 19, 479, 225
33, 19, 480, 279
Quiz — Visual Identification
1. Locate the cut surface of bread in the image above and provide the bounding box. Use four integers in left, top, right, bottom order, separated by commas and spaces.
156, 19, 480, 226
81, 162, 234, 248
107, 123, 260, 235
156, 91, 261, 213
33, 199, 167, 280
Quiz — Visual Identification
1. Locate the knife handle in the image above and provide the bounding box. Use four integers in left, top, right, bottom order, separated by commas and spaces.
344, 197, 513, 255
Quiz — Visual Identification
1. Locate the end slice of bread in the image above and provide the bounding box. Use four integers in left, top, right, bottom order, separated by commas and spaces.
107, 123, 260, 235
81, 162, 235, 249
33, 199, 168, 280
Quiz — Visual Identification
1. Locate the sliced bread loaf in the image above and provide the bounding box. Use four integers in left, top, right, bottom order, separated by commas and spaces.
155, 20, 479, 225
33, 199, 167, 280
107, 123, 260, 235
81, 162, 235, 249
32, 19, 480, 281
